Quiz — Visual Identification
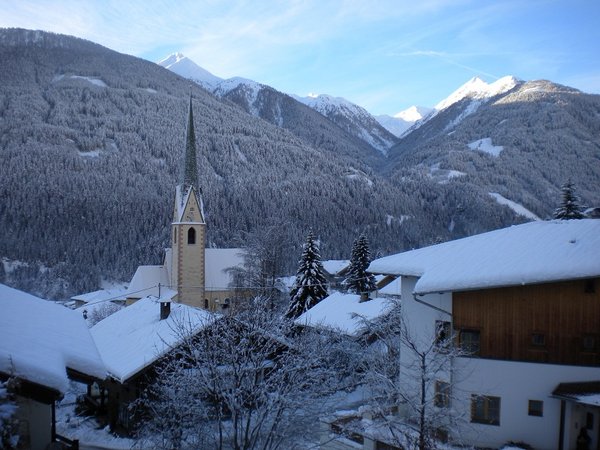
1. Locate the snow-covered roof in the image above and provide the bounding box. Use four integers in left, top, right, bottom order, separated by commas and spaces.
126, 265, 170, 298
322, 259, 350, 276
174, 184, 205, 223
295, 292, 394, 336
71, 288, 128, 304
378, 277, 401, 296
0, 284, 106, 394
205, 248, 245, 291
91, 296, 214, 382
369, 220, 600, 294
553, 381, 600, 406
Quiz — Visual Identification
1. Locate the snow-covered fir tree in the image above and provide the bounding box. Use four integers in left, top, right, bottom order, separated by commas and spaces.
345, 234, 377, 295
554, 180, 585, 219
286, 231, 328, 319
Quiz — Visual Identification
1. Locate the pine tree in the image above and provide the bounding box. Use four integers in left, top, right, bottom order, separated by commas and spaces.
286, 230, 328, 319
345, 234, 377, 296
553, 180, 584, 219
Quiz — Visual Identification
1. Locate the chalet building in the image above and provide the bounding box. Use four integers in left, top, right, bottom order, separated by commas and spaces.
89, 294, 213, 431
0, 284, 106, 450
73, 98, 246, 312
367, 219, 600, 450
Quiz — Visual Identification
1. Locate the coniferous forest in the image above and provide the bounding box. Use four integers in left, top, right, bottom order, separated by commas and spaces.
0, 29, 599, 299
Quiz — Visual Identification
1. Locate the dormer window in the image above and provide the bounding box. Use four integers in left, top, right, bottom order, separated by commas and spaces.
187, 227, 196, 245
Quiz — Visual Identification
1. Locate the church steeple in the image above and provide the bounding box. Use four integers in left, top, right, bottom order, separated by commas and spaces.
183, 95, 199, 193
170, 96, 206, 309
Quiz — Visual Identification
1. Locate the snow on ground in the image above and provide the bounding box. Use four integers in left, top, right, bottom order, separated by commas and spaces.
69, 75, 107, 87
369, 219, 600, 294
467, 137, 503, 157
345, 168, 373, 187
78, 150, 101, 158
56, 384, 134, 450
0, 284, 106, 393
295, 292, 393, 336
385, 214, 410, 226
428, 163, 466, 183
489, 192, 540, 220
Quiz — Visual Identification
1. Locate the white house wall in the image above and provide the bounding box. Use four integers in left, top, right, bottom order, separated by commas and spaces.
398, 276, 454, 419
452, 357, 600, 449
400, 276, 452, 344
398, 276, 600, 449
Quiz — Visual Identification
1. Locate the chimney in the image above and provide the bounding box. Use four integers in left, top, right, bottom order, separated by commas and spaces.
160, 301, 171, 320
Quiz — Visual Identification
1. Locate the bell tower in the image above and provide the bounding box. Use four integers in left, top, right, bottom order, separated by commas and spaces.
170, 97, 206, 308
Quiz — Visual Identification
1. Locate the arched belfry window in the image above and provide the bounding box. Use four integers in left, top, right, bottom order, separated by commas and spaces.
187, 227, 196, 245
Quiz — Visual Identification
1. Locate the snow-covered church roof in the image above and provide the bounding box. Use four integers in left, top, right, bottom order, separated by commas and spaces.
205, 248, 245, 291
91, 296, 214, 383
0, 284, 106, 394
369, 219, 600, 294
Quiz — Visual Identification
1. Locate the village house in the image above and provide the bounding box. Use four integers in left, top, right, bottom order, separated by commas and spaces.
362, 219, 600, 450
0, 283, 106, 450
89, 293, 214, 432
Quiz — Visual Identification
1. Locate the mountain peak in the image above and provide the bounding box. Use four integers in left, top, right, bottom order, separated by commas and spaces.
435, 75, 519, 111
157, 53, 222, 88
393, 105, 433, 122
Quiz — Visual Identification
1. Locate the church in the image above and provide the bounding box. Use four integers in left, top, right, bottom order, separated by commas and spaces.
76, 98, 246, 312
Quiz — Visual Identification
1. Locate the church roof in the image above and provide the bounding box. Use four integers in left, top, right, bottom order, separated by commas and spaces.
205, 248, 245, 291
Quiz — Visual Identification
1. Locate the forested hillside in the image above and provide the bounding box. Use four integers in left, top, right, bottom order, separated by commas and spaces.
2, 28, 594, 301
386, 80, 600, 219
0, 29, 521, 299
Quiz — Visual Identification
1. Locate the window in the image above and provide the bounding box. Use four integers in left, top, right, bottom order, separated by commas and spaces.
435, 321, 452, 347
528, 400, 543, 417
460, 329, 481, 355
587, 412, 594, 430
434, 381, 451, 408
531, 333, 546, 347
204, 298, 209, 309
583, 335, 598, 352
173, 228, 177, 244
471, 395, 500, 425
187, 227, 196, 244
584, 279, 596, 294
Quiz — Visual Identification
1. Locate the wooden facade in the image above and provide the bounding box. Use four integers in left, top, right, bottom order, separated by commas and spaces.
453, 278, 600, 366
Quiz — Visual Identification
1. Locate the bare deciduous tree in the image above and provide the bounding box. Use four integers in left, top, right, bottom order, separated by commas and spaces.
136, 297, 353, 450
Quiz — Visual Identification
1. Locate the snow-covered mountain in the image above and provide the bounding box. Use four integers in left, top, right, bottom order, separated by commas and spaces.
159, 53, 397, 155
376, 106, 433, 137
157, 53, 222, 89
293, 93, 397, 154
434, 75, 519, 111
392, 76, 520, 137
386, 78, 600, 221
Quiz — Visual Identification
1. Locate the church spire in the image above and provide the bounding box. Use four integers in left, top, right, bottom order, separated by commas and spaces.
183, 95, 199, 192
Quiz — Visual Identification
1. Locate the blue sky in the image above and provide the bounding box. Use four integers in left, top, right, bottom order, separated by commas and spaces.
2, 0, 599, 115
